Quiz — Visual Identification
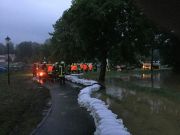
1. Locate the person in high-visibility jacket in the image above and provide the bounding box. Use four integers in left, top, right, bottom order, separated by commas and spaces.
47, 64, 53, 79
89, 63, 93, 72
80, 63, 83, 72
52, 62, 59, 81
73, 64, 77, 73
77, 64, 81, 73
58, 61, 65, 84
71, 63, 77, 73
93, 63, 97, 72
83, 63, 88, 72
47, 64, 53, 73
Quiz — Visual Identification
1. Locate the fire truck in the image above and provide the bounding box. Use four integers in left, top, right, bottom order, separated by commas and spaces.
32, 61, 65, 83
36, 63, 48, 80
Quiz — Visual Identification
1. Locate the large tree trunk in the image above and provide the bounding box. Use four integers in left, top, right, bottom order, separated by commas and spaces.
98, 56, 107, 82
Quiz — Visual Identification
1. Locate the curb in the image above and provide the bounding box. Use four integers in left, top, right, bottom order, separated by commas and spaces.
30, 93, 53, 135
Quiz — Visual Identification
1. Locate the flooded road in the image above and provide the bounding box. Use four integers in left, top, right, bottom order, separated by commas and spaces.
110, 70, 180, 90
93, 71, 180, 135
130, 71, 180, 90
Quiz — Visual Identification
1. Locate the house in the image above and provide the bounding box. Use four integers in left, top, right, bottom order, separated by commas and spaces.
8, 54, 16, 62
0, 55, 6, 63
142, 61, 160, 70
0, 54, 16, 63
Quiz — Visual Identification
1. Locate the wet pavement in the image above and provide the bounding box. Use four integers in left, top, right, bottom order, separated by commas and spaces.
34, 82, 95, 135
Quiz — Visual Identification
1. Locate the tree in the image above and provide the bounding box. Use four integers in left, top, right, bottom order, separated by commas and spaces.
8, 42, 15, 54
51, 0, 159, 81
0, 43, 6, 55
159, 33, 180, 72
15, 42, 41, 63
40, 39, 54, 62
70, 0, 155, 81
0, 42, 15, 55
171, 37, 180, 73
51, 10, 85, 64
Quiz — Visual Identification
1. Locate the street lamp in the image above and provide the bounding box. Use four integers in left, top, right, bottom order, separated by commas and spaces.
150, 45, 154, 88
145, 43, 154, 88
5, 36, 11, 85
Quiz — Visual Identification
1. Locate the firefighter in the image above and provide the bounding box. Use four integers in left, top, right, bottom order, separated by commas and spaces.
74, 63, 77, 73
80, 63, 83, 72
77, 64, 81, 74
89, 63, 93, 72
66, 64, 71, 74
93, 63, 97, 72
52, 62, 59, 81
51, 64, 56, 82
83, 63, 88, 73
58, 61, 65, 84
71, 63, 77, 74
47, 64, 53, 80
41, 62, 47, 72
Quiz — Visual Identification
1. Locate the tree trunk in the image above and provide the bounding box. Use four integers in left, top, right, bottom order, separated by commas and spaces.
98, 57, 107, 82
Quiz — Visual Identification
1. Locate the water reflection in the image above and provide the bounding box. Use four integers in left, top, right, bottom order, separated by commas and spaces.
93, 74, 180, 135
141, 73, 160, 81
106, 86, 136, 101
130, 71, 180, 90
104, 85, 167, 115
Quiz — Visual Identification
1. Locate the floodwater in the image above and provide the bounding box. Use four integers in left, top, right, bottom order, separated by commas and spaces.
129, 71, 180, 90
93, 71, 180, 135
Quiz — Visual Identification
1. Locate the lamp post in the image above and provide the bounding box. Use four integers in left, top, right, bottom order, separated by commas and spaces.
5, 36, 11, 85
146, 43, 154, 88
151, 46, 154, 88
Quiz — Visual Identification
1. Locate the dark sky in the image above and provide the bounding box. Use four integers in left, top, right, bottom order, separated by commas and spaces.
0, 0, 72, 44
1, 0, 179, 44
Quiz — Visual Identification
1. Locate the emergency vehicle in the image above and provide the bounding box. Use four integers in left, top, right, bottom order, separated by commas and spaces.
36, 63, 48, 80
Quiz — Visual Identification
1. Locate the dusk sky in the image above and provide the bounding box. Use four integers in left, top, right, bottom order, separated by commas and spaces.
0, 0, 72, 44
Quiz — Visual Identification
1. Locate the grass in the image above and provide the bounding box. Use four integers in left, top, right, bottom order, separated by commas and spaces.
0, 71, 50, 135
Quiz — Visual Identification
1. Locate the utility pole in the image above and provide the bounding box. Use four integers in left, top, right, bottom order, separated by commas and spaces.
151, 46, 154, 88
